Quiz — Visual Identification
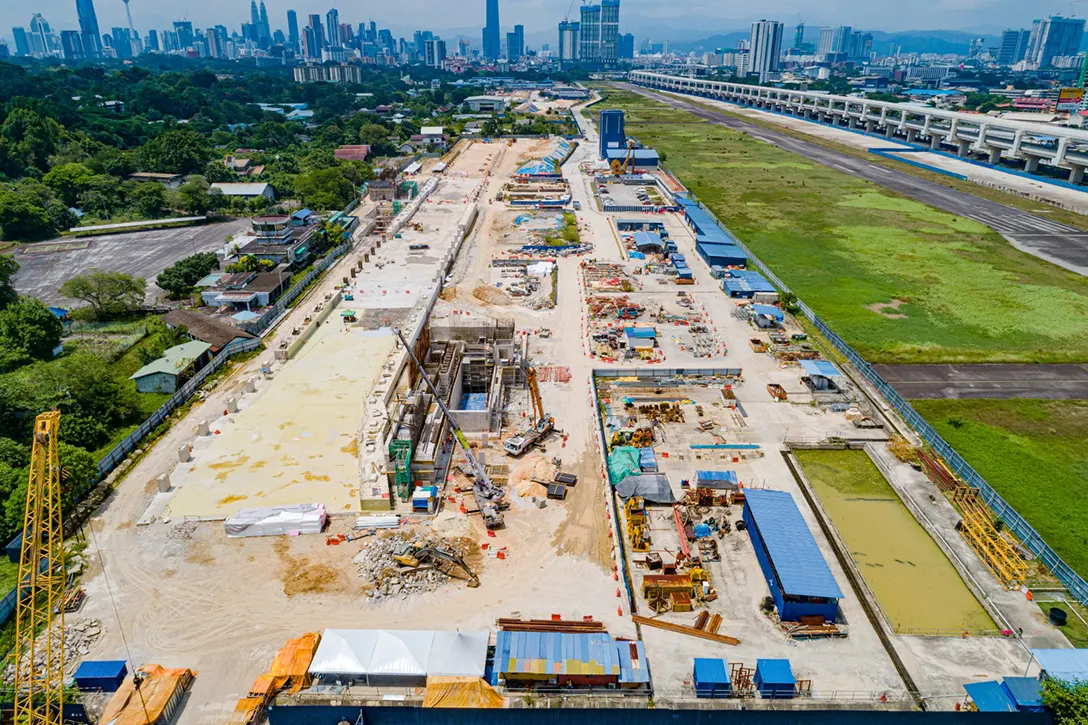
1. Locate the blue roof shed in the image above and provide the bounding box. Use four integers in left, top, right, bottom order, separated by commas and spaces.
697, 242, 747, 268
799, 360, 840, 378
754, 659, 796, 699
751, 304, 784, 322
495, 631, 649, 685
1033, 648, 1088, 682
693, 658, 731, 698
963, 681, 1017, 712
73, 660, 128, 692
291, 208, 315, 222
743, 489, 843, 623
1001, 677, 1044, 712
624, 326, 657, 339
631, 232, 664, 251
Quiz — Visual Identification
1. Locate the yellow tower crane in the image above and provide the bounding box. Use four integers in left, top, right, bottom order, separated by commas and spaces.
14, 411, 66, 725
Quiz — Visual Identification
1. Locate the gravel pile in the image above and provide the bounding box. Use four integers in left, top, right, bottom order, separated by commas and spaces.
354, 532, 473, 600
3, 617, 103, 684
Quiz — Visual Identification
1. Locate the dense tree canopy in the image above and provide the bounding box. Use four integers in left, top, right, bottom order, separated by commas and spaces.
156, 252, 220, 297
58, 270, 146, 320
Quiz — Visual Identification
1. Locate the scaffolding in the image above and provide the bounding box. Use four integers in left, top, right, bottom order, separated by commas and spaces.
390, 439, 414, 502
953, 487, 1028, 591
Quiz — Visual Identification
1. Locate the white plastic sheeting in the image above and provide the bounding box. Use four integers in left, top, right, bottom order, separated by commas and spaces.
223, 503, 326, 537
309, 629, 488, 682
526, 262, 554, 277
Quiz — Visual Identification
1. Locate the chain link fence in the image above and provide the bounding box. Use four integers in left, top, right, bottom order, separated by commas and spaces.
684, 194, 1088, 607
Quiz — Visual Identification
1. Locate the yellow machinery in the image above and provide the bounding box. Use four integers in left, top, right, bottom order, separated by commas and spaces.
953, 487, 1028, 590
393, 542, 480, 587
624, 496, 650, 552
14, 411, 65, 725
609, 141, 636, 176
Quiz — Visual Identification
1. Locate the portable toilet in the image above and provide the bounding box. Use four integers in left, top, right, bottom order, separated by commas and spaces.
754, 659, 796, 699
693, 658, 731, 699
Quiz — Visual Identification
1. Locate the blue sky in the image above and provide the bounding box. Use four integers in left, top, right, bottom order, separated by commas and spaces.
2, 0, 1056, 45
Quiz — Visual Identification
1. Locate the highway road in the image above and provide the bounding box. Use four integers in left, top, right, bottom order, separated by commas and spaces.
622, 84, 1088, 277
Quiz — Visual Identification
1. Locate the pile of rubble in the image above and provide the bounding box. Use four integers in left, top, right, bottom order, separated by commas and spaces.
354, 532, 475, 600
2, 617, 103, 685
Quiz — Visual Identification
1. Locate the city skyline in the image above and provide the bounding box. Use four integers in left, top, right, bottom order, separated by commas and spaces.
0, 0, 1056, 46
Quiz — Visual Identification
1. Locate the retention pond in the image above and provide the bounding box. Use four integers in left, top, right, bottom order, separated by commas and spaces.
796, 449, 994, 634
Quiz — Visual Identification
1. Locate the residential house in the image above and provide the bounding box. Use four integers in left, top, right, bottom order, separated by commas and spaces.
129, 340, 212, 394
334, 145, 371, 162
126, 172, 185, 189
161, 310, 256, 352
201, 270, 290, 310
224, 155, 266, 177
239, 215, 315, 267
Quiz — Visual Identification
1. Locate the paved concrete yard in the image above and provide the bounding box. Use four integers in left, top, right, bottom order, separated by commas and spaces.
165, 326, 395, 518
12, 219, 251, 305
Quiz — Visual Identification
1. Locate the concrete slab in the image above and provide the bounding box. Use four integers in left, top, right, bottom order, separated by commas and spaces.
165, 326, 396, 519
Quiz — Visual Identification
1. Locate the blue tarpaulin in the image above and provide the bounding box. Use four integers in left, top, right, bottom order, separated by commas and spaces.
624, 327, 657, 339
799, 360, 840, 378
459, 392, 488, 410
695, 470, 738, 489
964, 681, 1017, 712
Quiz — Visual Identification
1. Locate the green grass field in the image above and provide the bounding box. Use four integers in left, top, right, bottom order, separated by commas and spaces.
913, 399, 1088, 579
602, 87, 1088, 364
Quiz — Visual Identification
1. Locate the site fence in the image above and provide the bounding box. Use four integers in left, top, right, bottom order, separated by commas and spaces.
96, 335, 262, 478
682, 191, 1088, 607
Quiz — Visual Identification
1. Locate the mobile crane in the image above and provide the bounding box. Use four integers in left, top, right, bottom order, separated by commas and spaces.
609, 140, 636, 177
393, 329, 505, 528
503, 368, 555, 456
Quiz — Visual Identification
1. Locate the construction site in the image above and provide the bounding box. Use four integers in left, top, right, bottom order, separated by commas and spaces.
4, 99, 1083, 725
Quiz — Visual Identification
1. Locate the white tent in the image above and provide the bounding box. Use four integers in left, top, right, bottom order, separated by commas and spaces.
308, 629, 378, 676
308, 629, 489, 684
428, 631, 489, 677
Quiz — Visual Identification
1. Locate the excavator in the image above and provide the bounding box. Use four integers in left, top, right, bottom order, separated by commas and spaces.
393, 542, 480, 587
393, 329, 506, 528
503, 368, 555, 456
609, 140, 636, 177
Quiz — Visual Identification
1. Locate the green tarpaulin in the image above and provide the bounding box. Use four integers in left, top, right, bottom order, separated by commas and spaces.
608, 446, 641, 484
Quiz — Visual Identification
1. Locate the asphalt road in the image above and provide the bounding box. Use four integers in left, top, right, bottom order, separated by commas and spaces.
873, 363, 1088, 399
13, 218, 251, 306
622, 84, 1088, 277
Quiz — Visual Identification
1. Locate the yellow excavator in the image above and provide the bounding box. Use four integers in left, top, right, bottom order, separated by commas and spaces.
393, 542, 480, 587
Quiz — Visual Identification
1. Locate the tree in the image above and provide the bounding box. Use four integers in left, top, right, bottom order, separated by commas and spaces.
76, 175, 121, 219
1042, 678, 1088, 724
42, 162, 96, 207
139, 128, 214, 175
0, 255, 18, 310
226, 255, 274, 273
175, 176, 213, 215
0, 298, 63, 361
155, 251, 219, 297
0, 190, 53, 241
130, 182, 167, 218
294, 167, 355, 210
58, 269, 146, 320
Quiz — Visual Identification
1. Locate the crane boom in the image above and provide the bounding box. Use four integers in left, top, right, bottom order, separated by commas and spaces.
393, 329, 505, 526
14, 411, 65, 725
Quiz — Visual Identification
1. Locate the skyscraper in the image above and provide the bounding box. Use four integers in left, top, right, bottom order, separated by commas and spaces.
749, 19, 783, 82
506, 24, 524, 60
30, 14, 57, 57
1029, 16, 1085, 68
173, 21, 194, 49
483, 0, 500, 59
579, 4, 601, 61
307, 14, 325, 54
12, 27, 30, 57
259, 1, 271, 43
600, 0, 619, 63
793, 22, 804, 50
287, 10, 300, 47
76, 0, 102, 57
618, 32, 634, 59
816, 27, 834, 57
326, 9, 340, 49
424, 37, 446, 67
831, 25, 852, 53
110, 27, 132, 58
146, 28, 159, 51
60, 30, 84, 59
558, 20, 580, 62
997, 29, 1031, 65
